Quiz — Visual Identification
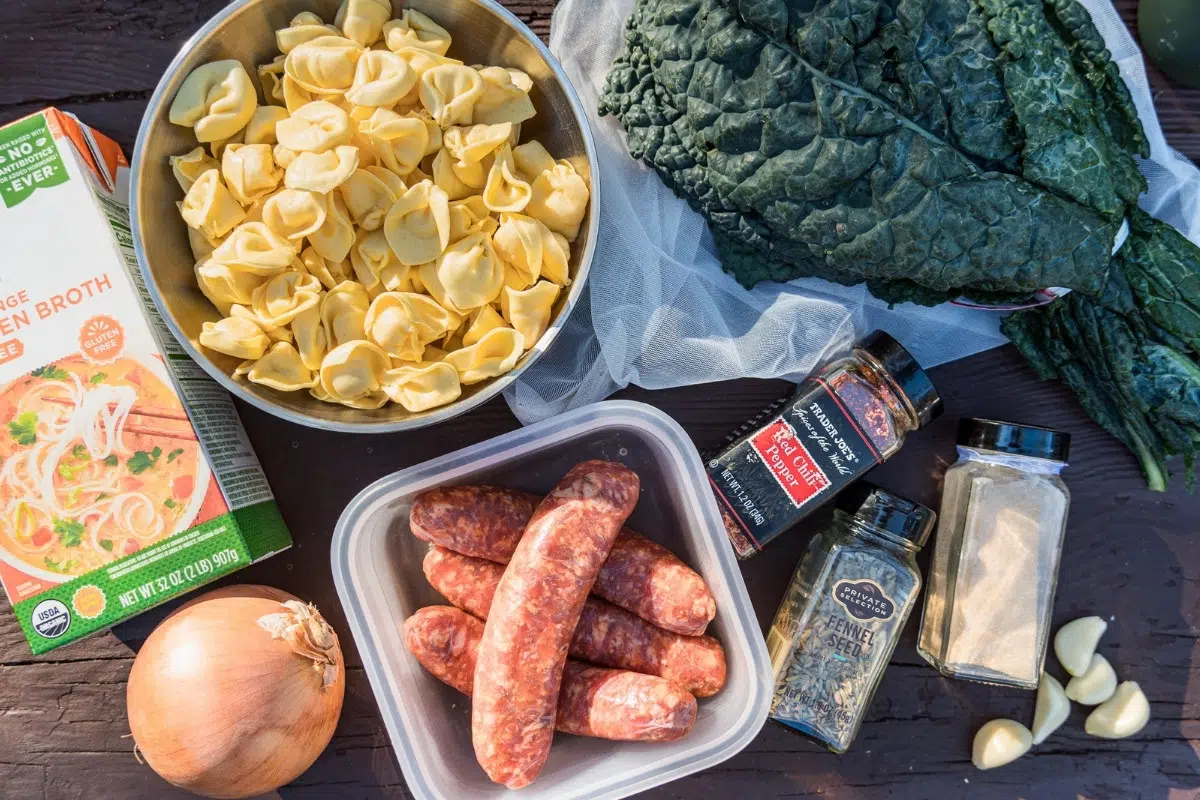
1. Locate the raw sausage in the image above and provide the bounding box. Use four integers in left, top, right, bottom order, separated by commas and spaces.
411, 485, 716, 635
472, 461, 639, 789
424, 546, 727, 697
404, 606, 697, 742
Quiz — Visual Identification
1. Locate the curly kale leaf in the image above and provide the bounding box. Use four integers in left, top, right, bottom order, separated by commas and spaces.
601, 0, 1148, 299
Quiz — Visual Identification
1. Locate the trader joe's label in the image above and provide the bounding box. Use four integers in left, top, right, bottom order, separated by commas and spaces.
0, 114, 67, 208
708, 381, 881, 552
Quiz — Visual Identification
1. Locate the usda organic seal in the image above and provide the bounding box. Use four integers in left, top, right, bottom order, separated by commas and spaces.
31, 598, 70, 639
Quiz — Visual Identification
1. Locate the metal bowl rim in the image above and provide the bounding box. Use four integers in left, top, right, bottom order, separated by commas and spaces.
129, 0, 599, 434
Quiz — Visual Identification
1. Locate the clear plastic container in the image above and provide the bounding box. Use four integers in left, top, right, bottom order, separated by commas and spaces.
331, 400, 772, 800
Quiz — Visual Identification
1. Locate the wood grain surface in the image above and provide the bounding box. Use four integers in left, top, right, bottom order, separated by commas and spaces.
0, 1, 1198, 799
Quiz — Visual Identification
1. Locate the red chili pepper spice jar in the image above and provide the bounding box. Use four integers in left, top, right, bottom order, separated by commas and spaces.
706, 331, 942, 559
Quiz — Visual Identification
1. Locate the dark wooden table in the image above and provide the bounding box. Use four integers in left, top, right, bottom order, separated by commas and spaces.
1, 1, 1198, 798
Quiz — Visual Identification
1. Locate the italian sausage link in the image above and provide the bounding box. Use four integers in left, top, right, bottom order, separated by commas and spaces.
472, 461, 640, 789
411, 485, 716, 635
423, 546, 727, 697
404, 606, 697, 742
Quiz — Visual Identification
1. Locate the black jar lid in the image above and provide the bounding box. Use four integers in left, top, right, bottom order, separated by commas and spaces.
836, 482, 937, 549
958, 418, 1071, 462
854, 330, 943, 428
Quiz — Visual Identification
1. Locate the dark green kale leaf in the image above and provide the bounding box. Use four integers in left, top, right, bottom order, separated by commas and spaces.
1003, 216, 1200, 491
601, 0, 1143, 299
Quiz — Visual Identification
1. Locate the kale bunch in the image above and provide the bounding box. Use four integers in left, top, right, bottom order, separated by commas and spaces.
600, 0, 1148, 303
1004, 211, 1200, 490
602, 0, 1200, 487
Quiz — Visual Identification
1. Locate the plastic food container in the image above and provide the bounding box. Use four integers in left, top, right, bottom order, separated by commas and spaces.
331, 400, 771, 799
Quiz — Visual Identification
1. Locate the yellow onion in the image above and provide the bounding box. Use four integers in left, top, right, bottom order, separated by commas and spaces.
127, 584, 345, 798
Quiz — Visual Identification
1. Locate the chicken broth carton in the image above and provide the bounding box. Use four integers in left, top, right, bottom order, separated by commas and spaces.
0, 109, 291, 653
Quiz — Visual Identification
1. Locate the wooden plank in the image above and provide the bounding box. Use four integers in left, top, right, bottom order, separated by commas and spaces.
0, 348, 1196, 797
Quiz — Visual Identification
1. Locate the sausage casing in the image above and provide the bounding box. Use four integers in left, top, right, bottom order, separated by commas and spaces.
411, 485, 716, 634
472, 461, 640, 789
424, 546, 727, 697
404, 606, 697, 742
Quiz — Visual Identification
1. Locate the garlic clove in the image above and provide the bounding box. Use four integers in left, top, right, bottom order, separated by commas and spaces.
1054, 616, 1107, 676
1065, 653, 1118, 706
1031, 672, 1070, 745
972, 719, 1033, 770
1085, 681, 1150, 739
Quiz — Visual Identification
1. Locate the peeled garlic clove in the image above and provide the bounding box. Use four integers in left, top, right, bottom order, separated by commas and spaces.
1054, 616, 1107, 676
972, 719, 1033, 770
1065, 653, 1118, 706
1085, 681, 1150, 739
1031, 672, 1070, 745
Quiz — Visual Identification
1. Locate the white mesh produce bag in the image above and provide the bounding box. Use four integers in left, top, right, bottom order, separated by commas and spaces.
503, 0, 1200, 424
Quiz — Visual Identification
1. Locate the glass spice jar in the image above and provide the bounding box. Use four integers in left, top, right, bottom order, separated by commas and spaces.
917, 419, 1071, 690
706, 331, 941, 559
768, 484, 936, 753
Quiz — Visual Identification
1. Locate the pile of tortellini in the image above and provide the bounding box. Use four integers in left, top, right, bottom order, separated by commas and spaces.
168, 2, 589, 413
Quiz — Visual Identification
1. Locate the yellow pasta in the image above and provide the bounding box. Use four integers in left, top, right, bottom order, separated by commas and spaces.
221, 144, 283, 206
527, 161, 590, 241
195, 260, 267, 314
382, 361, 461, 412
169, 60, 258, 143
299, 246, 349, 291
384, 180, 450, 266
511, 140, 556, 182
285, 145, 360, 193
319, 340, 391, 407
311, 191, 357, 263
199, 316, 271, 360
364, 291, 459, 360
275, 100, 352, 153
181, 169, 246, 240
170, 147, 220, 192
482, 145, 532, 213
382, 10, 452, 56
247, 342, 318, 391
431, 149, 476, 201
335, 0, 392, 47
448, 195, 498, 241
210, 222, 298, 275
258, 57, 288, 106
291, 304, 328, 371
463, 304, 507, 347
432, 232, 504, 310
262, 188, 328, 240
419, 64, 483, 128
339, 168, 399, 231
173, 5, 590, 413
349, 227, 395, 289
500, 280, 560, 347
443, 326, 524, 384
358, 109, 428, 175
251, 271, 324, 328
244, 106, 291, 146
472, 66, 536, 126
276, 12, 337, 54
321, 281, 371, 347
285, 35, 364, 95
345, 50, 418, 107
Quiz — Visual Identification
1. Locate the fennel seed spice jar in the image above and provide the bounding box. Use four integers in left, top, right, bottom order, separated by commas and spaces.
768, 485, 936, 752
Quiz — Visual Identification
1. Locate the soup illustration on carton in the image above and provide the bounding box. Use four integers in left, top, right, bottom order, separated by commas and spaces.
0, 108, 292, 653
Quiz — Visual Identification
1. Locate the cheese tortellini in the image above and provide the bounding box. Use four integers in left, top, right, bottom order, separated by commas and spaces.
169, 60, 258, 143
173, 5, 589, 413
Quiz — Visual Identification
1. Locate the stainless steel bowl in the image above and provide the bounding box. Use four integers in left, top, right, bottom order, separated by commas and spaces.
131, 0, 597, 433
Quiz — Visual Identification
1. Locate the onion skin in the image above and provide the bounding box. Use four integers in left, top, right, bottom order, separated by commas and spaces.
127, 585, 345, 799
